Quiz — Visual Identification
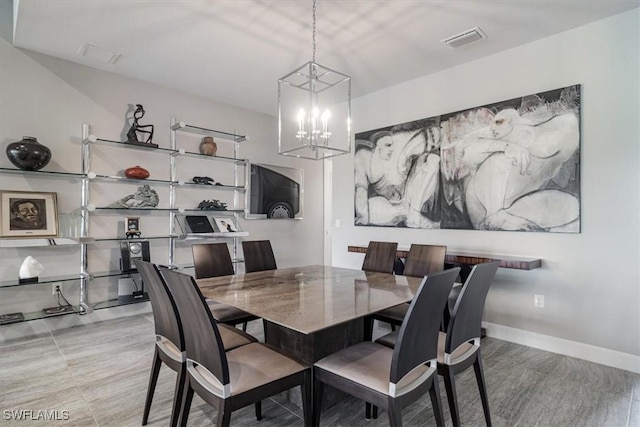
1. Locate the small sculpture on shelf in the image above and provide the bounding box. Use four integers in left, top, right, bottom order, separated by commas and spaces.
125, 104, 158, 148
192, 176, 214, 185
19, 255, 44, 284
199, 136, 217, 156
108, 185, 159, 208
197, 199, 227, 211
191, 176, 223, 186
6, 136, 52, 171
125, 165, 150, 180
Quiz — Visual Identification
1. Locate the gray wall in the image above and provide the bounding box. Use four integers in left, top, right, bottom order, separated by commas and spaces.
329, 9, 639, 371
0, 36, 324, 338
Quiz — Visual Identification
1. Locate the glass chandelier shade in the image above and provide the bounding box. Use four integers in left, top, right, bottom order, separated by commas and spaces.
278, 2, 351, 160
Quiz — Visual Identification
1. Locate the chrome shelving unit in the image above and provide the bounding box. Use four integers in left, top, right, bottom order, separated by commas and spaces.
0, 120, 250, 325
169, 117, 249, 269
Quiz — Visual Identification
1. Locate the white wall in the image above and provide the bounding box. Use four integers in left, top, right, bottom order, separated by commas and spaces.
329, 9, 640, 371
0, 37, 324, 339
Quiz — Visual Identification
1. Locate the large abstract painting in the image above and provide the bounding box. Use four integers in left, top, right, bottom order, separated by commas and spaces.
354, 85, 581, 232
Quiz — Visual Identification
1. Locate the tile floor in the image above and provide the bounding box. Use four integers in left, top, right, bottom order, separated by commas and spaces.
1, 314, 639, 426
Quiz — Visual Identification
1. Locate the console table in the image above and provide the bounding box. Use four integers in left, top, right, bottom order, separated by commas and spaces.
347, 245, 541, 270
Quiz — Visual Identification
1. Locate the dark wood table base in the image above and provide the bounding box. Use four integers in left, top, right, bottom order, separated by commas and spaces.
265, 318, 366, 409
265, 318, 364, 365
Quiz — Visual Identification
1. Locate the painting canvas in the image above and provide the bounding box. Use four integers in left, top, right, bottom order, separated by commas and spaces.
1, 191, 59, 238
354, 84, 581, 233
248, 164, 303, 219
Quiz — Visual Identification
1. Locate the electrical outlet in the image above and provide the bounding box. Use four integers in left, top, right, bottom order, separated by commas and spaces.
52, 283, 61, 295
534, 294, 545, 308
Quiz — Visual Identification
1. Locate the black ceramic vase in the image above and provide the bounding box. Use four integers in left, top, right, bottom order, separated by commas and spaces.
6, 136, 52, 171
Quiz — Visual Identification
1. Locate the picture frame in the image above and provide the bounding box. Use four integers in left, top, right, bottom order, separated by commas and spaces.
213, 216, 237, 233
247, 163, 303, 219
0, 191, 59, 238
125, 216, 141, 238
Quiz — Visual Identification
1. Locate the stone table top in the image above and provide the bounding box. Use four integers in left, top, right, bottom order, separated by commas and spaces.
196, 264, 423, 335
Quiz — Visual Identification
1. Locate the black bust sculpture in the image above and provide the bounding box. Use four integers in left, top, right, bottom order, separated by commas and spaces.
126, 104, 157, 147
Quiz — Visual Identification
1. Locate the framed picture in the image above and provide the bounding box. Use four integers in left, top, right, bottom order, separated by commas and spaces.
248, 164, 303, 219
1, 191, 59, 238
125, 216, 141, 238
213, 217, 237, 233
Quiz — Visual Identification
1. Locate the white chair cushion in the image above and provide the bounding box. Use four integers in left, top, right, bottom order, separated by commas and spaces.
314, 341, 430, 395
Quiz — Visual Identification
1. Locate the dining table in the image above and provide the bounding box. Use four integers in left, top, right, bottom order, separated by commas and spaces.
195, 264, 424, 364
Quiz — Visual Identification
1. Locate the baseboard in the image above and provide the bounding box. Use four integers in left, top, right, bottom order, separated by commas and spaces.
483, 321, 640, 374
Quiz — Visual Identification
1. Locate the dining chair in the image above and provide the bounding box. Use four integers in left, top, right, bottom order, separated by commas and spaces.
192, 243, 259, 331
364, 244, 446, 340
376, 261, 500, 427
242, 240, 277, 273
313, 267, 460, 427
361, 241, 398, 274
160, 268, 312, 427
135, 260, 257, 427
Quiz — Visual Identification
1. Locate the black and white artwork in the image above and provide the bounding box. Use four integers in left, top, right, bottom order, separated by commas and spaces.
354, 84, 581, 233
248, 164, 303, 219
1, 191, 59, 238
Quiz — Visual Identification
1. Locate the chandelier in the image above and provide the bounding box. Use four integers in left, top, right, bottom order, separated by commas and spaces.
278, 0, 351, 160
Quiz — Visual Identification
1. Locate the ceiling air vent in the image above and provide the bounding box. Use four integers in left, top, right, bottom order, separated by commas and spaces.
442, 26, 487, 48
77, 43, 121, 65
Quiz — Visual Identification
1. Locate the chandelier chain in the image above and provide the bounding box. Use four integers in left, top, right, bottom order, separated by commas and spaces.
312, 0, 317, 63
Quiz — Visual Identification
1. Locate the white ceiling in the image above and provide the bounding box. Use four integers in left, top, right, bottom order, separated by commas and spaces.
12, 0, 640, 117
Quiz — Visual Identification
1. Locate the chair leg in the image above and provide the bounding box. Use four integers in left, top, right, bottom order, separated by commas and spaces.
216, 399, 232, 427
170, 363, 187, 427
429, 375, 445, 427
142, 347, 162, 425
387, 399, 403, 427
179, 379, 194, 427
254, 401, 262, 421
366, 404, 378, 419
364, 316, 374, 341
442, 369, 461, 427
312, 376, 324, 427
473, 354, 492, 427
302, 370, 313, 426
242, 321, 248, 332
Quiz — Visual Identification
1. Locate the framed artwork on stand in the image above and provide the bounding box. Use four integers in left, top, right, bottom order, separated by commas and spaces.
213, 217, 237, 233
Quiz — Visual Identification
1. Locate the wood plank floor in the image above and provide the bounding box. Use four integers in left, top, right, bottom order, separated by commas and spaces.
1, 314, 638, 426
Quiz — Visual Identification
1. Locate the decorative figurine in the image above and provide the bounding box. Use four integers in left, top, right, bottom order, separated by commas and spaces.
108, 185, 159, 208
192, 176, 214, 185
126, 104, 157, 148
125, 165, 150, 179
197, 199, 228, 211
199, 136, 217, 156
19, 256, 44, 283
6, 136, 52, 171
